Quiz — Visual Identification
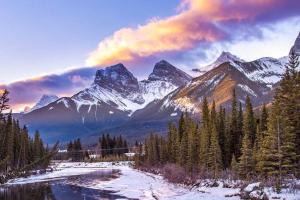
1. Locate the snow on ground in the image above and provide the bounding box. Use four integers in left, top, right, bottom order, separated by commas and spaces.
7, 162, 128, 185
6, 162, 300, 200
91, 166, 240, 200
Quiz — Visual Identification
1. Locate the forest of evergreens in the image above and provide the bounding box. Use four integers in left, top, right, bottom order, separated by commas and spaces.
99, 134, 129, 157
136, 52, 300, 190
0, 90, 57, 183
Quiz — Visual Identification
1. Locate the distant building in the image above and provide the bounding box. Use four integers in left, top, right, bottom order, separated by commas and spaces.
124, 152, 135, 157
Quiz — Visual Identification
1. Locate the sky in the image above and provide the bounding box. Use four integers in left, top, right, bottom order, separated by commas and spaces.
0, 0, 299, 111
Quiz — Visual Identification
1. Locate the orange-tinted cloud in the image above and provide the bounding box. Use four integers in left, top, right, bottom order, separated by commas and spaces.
86, 0, 299, 67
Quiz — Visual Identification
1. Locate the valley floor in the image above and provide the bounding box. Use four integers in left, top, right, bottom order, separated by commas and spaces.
7, 162, 300, 200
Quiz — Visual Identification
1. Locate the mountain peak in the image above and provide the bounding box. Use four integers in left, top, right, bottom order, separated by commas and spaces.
216, 51, 244, 63
31, 94, 59, 112
290, 31, 300, 56
148, 60, 192, 86
192, 51, 244, 75
94, 63, 139, 92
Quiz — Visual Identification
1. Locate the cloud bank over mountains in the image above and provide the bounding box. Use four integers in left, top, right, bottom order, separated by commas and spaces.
1, 0, 300, 111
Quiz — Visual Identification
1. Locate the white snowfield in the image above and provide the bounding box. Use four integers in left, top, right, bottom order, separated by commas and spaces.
7, 162, 300, 200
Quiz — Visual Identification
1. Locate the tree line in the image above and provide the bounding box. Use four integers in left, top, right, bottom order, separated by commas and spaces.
136, 52, 300, 189
0, 90, 56, 183
99, 134, 128, 157
67, 138, 88, 161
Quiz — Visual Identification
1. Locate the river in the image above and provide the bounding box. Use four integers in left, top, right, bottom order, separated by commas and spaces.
0, 169, 137, 200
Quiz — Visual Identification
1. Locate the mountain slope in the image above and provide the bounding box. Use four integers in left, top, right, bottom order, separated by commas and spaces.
192, 52, 287, 87
132, 61, 273, 122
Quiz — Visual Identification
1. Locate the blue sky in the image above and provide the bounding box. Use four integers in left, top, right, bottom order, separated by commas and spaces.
0, 0, 180, 83
0, 0, 299, 111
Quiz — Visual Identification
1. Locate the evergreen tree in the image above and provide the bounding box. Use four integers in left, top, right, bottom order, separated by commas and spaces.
217, 106, 226, 168
260, 104, 268, 135
207, 104, 222, 178
229, 89, 239, 161
33, 131, 42, 161
243, 96, 256, 147
0, 89, 9, 120
231, 154, 238, 174
238, 131, 254, 179
180, 129, 188, 167
199, 97, 210, 167
236, 102, 243, 158
5, 112, 14, 170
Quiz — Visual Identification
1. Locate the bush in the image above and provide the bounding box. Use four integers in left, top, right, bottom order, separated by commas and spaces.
162, 164, 188, 184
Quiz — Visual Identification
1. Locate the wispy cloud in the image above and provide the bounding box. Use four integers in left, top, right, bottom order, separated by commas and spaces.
86, 0, 300, 67
0, 67, 98, 111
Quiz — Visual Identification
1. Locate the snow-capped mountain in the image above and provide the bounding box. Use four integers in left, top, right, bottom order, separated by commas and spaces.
139, 60, 192, 107
231, 56, 288, 87
194, 51, 287, 87
206, 51, 245, 70
132, 61, 273, 121
30, 94, 59, 112
69, 61, 191, 115
192, 51, 245, 75
19, 61, 191, 143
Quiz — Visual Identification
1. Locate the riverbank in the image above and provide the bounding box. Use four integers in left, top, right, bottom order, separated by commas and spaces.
6, 162, 300, 200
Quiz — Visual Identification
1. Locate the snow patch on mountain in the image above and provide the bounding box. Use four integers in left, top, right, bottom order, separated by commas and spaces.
237, 84, 257, 97
57, 98, 70, 108
233, 57, 287, 87
192, 51, 244, 74
30, 95, 59, 112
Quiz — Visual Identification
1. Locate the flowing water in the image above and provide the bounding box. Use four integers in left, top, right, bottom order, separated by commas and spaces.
0, 170, 137, 200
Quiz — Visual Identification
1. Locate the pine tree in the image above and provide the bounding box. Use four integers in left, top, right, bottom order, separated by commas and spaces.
243, 96, 256, 147
238, 131, 254, 179
0, 89, 9, 120
178, 113, 185, 141
199, 97, 210, 168
236, 102, 243, 158
206, 101, 222, 177
180, 129, 188, 167
229, 89, 239, 161
33, 131, 42, 161
230, 154, 238, 175
5, 112, 14, 170
260, 104, 268, 136
217, 106, 226, 168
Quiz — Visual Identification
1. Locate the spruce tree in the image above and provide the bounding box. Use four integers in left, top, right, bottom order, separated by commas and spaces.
238, 131, 254, 179
217, 106, 226, 168
207, 117, 222, 178
229, 89, 238, 161
244, 96, 256, 147
199, 97, 210, 168
260, 104, 268, 136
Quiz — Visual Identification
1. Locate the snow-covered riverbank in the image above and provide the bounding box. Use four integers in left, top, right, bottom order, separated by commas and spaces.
6, 162, 300, 200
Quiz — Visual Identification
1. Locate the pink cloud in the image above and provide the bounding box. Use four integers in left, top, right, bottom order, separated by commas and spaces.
86, 0, 300, 67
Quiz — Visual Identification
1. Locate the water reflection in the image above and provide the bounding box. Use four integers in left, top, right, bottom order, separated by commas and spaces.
0, 170, 137, 200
